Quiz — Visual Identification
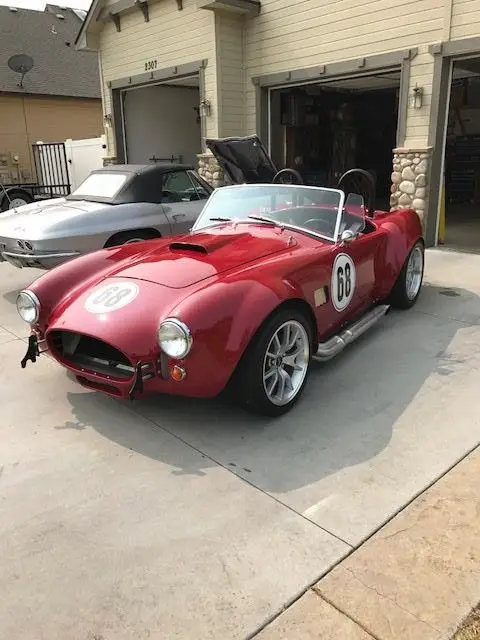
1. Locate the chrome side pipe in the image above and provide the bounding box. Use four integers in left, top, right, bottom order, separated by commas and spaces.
313, 304, 390, 362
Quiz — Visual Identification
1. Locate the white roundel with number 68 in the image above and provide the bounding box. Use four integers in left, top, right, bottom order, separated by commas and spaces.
331, 253, 356, 312
85, 282, 139, 314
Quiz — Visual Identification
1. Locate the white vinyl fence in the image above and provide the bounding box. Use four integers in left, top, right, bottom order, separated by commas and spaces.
64, 135, 107, 191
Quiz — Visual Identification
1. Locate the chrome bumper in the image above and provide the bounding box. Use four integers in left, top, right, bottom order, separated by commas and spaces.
1, 250, 80, 268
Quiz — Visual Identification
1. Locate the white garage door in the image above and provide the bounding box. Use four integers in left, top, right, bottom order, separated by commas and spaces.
123, 81, 201, 167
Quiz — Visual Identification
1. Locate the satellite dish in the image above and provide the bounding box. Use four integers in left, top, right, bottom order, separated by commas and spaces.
7, 54, 34, 88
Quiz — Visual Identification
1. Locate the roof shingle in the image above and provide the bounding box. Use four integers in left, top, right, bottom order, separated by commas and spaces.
0, 5, 101, 99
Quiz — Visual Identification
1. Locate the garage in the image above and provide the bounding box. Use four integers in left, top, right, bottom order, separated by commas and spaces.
442, 58, 480, 251
120, 75, 201, 167
269, 71, 401, 210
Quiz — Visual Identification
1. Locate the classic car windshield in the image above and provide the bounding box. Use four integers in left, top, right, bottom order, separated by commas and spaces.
192, 184, 345, 241
71, 172, 129, 199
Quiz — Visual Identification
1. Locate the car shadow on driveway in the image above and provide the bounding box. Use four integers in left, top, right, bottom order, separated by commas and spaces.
3, 289, 19, 305
56, 283, 480, 504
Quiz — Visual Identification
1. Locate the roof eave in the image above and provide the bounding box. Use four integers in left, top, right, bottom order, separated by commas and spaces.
75, 0, 104, 49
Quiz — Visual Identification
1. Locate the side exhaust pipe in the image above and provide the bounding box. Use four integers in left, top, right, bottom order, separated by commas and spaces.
313, 304, 390, 362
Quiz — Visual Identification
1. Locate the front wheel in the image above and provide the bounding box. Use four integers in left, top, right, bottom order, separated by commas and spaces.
234, 308, 312, 417
389, 240, 425, 309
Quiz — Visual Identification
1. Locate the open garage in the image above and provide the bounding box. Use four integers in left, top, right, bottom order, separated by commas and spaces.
442, 58, 480, 251
268, 72, 401, 211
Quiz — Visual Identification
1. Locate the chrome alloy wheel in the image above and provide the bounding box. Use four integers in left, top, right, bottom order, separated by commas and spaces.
262, 320, 310, 407
405, 245, 424, 300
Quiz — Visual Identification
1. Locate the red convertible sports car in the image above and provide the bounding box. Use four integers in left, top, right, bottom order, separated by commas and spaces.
16, 136, 424, 416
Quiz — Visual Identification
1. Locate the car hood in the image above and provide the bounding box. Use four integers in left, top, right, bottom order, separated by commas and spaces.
0, 199, 110, 238
103, 224, 298, 289
205, 135, 278, 185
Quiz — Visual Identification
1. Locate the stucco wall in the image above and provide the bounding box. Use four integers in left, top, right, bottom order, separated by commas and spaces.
0, 94, 102, 183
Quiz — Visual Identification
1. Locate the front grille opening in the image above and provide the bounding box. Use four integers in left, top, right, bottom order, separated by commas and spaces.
48, 330, 134, 380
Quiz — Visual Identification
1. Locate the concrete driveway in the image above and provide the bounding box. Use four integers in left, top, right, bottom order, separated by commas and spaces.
1, 248, 479, 639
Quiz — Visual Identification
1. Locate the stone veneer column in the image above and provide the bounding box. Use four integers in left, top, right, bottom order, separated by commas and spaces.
197, 151, 225, 188
390, 147, 432, 225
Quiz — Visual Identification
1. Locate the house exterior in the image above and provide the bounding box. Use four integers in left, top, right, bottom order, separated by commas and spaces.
76, 0, 480, 246
0, 4, 102, 185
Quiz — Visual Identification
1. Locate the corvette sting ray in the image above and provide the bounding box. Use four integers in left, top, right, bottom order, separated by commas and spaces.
0, 162, 212, 270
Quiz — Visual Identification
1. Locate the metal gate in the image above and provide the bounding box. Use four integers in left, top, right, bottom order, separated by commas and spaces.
32, 142, 71, 197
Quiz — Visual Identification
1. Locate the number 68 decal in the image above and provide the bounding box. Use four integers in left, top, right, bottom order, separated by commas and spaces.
85, 282, 139, 314
331, 253, 356, 312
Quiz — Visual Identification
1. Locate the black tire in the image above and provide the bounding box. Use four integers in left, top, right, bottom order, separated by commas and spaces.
104, 229, 160, 248
1, 188, 34, 211
233, 307, 313, 417
389, 240, 425, 309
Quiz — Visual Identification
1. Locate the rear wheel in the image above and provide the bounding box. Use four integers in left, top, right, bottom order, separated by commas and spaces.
389, 240, 424, 309
1, 188, 34, 211
104, 229, 160, 248
234, 308, 312, 417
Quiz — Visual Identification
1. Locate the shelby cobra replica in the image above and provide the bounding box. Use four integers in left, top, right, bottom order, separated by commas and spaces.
16, 136, 424, 416
0, 162, 212, 270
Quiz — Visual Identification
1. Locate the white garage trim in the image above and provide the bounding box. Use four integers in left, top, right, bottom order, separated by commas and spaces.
108, 59, 207, 91
110, 60, 207, 163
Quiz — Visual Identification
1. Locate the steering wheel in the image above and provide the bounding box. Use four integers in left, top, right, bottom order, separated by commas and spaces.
272, 168, 304, 185
160, 189, 182, 204
304, 218, 335, 235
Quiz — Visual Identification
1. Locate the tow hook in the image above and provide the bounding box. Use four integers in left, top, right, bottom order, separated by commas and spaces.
21, 334, 40, 368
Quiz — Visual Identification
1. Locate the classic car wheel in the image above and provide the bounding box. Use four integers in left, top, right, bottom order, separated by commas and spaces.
0, 188, 34, 211
389, 240, 424, 309
104, 229, 160, 248
236, 308, 312, 417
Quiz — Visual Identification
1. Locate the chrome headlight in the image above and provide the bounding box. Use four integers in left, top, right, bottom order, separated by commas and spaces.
157, 318, 192, 359
16, 290, 40, 324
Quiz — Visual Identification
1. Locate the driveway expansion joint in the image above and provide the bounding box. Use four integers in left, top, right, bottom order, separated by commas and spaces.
340, 567, 441, 633
311, 586, 380, 640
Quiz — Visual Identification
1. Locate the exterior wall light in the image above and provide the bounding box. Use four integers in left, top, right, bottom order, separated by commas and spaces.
103, 113, 113, 127
410, 84, 424, 109
199, 99, 212, 118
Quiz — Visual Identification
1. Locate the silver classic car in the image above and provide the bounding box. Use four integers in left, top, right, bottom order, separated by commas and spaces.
0, 163, 213, 270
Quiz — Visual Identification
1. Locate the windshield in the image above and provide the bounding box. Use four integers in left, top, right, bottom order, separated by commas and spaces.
71, 172, 129, 199
192, 184, 346, 241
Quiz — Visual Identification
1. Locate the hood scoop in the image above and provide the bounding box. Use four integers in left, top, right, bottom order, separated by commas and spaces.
169, 241, 208, 254
169, 233, 248, 255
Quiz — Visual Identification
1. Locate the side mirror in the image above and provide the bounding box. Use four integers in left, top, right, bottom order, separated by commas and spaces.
340, 229, 356, 245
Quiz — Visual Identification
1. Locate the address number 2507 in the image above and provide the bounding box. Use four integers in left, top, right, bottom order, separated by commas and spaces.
144, 59, 158, 72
